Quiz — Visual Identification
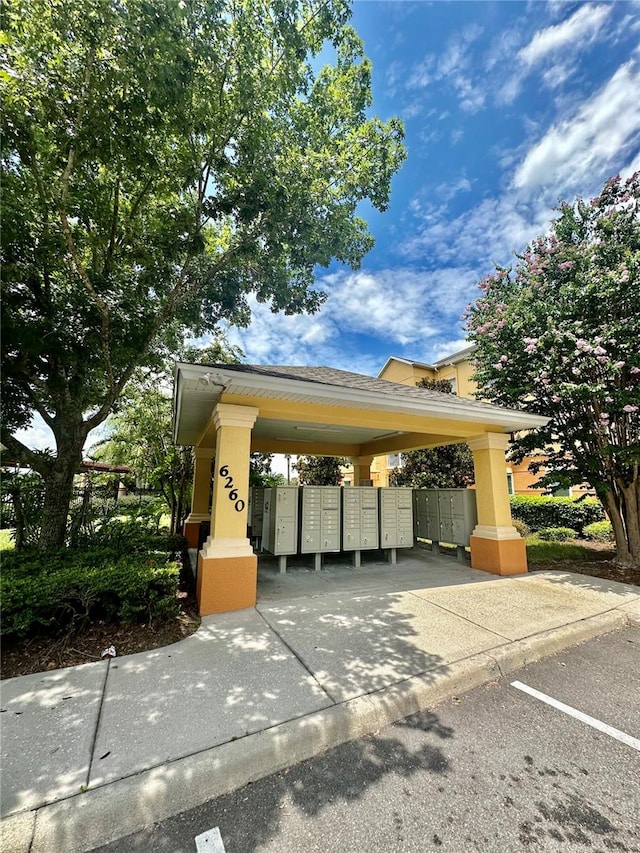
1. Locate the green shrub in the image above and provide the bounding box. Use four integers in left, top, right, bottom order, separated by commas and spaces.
75, 520, 186, 555
537, 527, 577, 541
510, 495, 604, 534
583, 520, 614, 543
512, 519, 531, 538
0, 548, 180, 638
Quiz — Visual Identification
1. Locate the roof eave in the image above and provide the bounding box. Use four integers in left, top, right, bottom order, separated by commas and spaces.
178, 364, 549, 434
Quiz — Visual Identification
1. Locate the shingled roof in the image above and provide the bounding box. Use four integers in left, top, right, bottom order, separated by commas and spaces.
199, 363, 512, 417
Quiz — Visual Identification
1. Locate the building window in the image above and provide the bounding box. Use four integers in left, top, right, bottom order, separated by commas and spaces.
550, 484, 572, 497
507, 473, 514, 495
387, 453, 404, 469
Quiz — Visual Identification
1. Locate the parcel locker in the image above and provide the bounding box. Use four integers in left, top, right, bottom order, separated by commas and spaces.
379, 488, 414, 549
249, 487, 264, 538
299, 486, 341, 553
342, 487, 379, 551
436, 488, 478, 546
261, 486, 299, 555
413, 489, 440, 541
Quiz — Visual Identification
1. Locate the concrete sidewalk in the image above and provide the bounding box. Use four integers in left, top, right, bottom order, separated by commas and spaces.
2, 549, 639, 853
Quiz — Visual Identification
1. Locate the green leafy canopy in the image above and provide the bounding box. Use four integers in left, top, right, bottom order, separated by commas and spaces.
1, 0, 405, 441
0, 0, 405, 547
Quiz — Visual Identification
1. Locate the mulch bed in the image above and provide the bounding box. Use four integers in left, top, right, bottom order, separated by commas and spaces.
1, 590, 200, 681
528, 542, 640, 586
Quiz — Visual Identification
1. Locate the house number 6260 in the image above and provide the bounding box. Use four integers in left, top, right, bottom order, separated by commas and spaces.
219, 465, 245, 512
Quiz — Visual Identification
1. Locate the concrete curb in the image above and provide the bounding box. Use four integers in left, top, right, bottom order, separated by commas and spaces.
2, 607, 634, 853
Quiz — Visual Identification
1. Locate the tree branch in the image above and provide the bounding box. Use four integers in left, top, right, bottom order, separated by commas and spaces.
0, 431, 52, 476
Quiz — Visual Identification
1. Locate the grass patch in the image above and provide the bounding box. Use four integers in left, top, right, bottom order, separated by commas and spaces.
526, 538, 592, 564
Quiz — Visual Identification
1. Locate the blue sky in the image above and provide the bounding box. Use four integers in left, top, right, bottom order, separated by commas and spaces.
17, 1, 640, 454
222, 0, 640, 375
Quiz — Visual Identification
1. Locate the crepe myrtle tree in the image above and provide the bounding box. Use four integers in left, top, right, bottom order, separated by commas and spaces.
465, 173, 640, 565
0, 0, 405, 549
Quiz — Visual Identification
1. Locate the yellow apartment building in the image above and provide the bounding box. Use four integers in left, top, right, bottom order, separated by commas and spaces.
342, 345, 584, 497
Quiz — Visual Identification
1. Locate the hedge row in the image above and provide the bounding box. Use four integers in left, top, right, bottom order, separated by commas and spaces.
510, 495, 604, 535
1, 547, 180, 638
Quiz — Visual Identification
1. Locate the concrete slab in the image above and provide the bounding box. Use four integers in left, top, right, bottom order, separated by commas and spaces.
0, 809, 35, 853
89, 608, 333, 786
258, 589, 508, 702
416, 571, 639, 641
0, 661, 108, 818
619, 597, 640, 626
257, 548, 493, 603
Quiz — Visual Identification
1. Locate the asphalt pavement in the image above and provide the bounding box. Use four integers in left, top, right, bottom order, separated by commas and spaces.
93, 627, 640, 853
1, 547, 639, 852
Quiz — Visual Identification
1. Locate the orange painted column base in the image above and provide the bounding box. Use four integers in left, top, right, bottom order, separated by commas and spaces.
183, 520, 202, 549
196, 552, 258, 615
470, 535, 528, 576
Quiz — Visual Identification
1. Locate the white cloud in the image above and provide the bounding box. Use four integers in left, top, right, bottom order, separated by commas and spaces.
513, 60, 640, 192
540, 60, 578, 90
436, 176, 472, 202
429, 338, 470, 362
407, 24, 486, 114
518, 5, 612, 67
220, 265, 481, 374
14, 417, 55, 454
403, 193, 551, 270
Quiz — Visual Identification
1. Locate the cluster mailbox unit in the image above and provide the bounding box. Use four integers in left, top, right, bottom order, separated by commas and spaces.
299, 486, 341, 570
261, 486, 299, 572
248, 486, 265, 548
342, 486, 380, 567
379, 487, 414, 563
260, 486, 416, 572
413, 488, 478, 560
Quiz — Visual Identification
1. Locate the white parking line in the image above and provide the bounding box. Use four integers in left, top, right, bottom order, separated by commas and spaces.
511, 680, 640, 752
195, 826, 226, 853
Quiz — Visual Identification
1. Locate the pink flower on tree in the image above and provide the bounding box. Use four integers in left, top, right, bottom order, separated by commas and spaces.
623, 405, 638, 413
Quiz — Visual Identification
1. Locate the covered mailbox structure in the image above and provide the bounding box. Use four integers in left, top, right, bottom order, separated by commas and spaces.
173, 363, 548, 616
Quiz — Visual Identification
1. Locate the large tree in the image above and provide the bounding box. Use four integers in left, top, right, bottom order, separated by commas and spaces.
390, 379, 474, 489
466, 173, 640, 566
1, 0, 405, 549
295, 455, 346, 485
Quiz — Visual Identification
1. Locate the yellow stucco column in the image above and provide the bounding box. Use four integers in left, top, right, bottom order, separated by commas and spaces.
351, 455, 374, 486
467, 432, 527, 576
183, 446, 215, 549
197, 403, 259, 615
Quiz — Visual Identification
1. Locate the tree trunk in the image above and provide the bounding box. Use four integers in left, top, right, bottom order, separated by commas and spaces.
619, 479, 640, 566
9, 487, 25, 550
38, 425, 87, 551
599, 482, 640, 567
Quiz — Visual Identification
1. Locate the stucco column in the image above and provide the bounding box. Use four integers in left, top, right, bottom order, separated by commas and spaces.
467, 432, 527, 576
197, 403, 259, 615
183, 446, 215, 549
351, 455, 374, 486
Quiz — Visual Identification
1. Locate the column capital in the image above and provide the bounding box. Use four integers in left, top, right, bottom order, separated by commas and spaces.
467, 432, 510, 452
194, 446, 215, 460
213, 403, 259, 431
